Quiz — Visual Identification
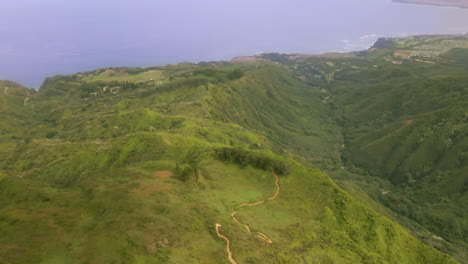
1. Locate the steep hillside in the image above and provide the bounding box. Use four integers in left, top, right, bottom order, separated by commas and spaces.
337, 43, 468, 261
256, 35, 468, 262
0, 58, 457, 263
0, 80, 35, 134
0, 81, 36, 179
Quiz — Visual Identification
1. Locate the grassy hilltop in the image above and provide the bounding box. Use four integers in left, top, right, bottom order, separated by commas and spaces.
0, 35, 466, 263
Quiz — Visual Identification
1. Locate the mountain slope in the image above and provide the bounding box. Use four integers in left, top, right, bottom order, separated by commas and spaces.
334, 37, 468, 262
255, 34, 467, 262
0, 59, 457, 263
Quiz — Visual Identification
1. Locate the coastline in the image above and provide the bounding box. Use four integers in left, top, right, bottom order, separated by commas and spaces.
393, 0, 468, 9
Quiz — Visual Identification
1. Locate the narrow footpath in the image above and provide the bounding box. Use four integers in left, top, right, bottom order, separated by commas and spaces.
215, 172, 280, 263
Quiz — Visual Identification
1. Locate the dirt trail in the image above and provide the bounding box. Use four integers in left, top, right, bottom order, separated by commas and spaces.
231, 172, 280, 243
215, 224, 238, 264
215, 172, 280, 262
161, 135, 171, 145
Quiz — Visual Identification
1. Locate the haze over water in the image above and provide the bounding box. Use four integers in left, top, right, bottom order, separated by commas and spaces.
2, 0, 468, 88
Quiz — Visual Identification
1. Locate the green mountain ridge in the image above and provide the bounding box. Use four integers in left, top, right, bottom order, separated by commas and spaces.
0, 35, 466, 263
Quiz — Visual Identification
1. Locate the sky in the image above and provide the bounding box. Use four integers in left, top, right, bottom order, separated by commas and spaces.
1, 0, 468, 88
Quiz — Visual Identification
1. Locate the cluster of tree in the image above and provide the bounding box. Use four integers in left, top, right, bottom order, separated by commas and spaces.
193, 69, 222, 78
227, 69, 244, 80
107, 81, 139, 90
80, 81, 140, 98
215, 147, 289, 175
193, 68, 244, 81
175, 147, 205, 182
124, 68, 146, 75
79, 82, 100, 97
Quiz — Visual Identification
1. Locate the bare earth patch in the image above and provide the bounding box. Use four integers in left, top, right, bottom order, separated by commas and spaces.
404, 119, 414, 125
153, 170, 174, 178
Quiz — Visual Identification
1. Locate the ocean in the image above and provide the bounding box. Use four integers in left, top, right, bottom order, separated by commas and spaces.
1, 0, 468, 88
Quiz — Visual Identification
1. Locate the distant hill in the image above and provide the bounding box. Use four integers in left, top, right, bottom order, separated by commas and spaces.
393, 0, 468, 8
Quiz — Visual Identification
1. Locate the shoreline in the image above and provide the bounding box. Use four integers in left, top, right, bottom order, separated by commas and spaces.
393, 0, 468, 9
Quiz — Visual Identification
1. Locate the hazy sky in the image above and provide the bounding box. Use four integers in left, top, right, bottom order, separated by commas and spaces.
2, 0, 468, 87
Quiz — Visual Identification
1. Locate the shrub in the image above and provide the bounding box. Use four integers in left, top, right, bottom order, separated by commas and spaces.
215, 147, 289, 175
45, 131, 58, 139
227, 69, 244, 80
175, 147, 206, 181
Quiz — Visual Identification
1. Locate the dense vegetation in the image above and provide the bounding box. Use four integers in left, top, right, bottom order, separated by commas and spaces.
257, 35, 468, 262
215, 147, 290, 175
0, 35, 466, 263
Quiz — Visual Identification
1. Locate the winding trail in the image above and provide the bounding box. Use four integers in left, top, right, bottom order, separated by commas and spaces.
215, 172, 280, 262
161, 135, 171, 145
215, 224, 238, 264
